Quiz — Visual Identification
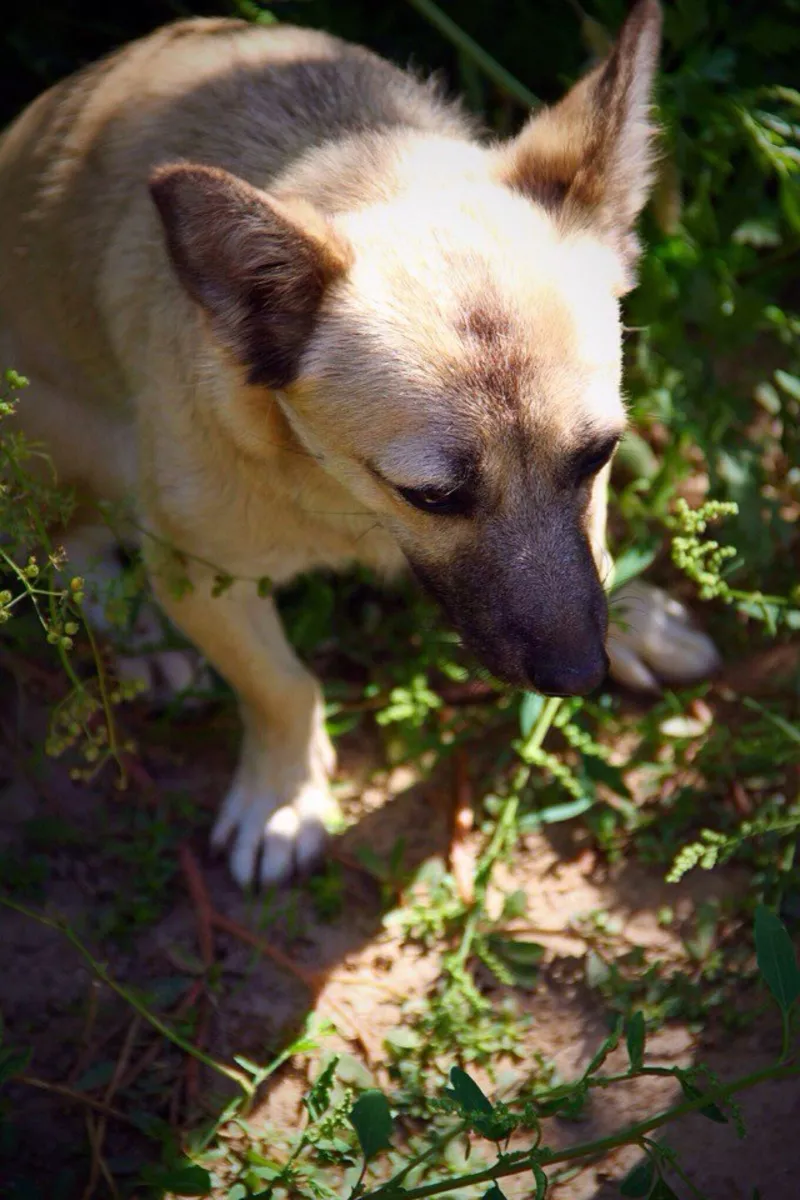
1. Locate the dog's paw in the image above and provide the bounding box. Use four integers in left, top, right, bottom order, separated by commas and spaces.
111, 599, 215, 706
115, 646, 215, 706
211, 779, 337, 888
607, 580, 721, 693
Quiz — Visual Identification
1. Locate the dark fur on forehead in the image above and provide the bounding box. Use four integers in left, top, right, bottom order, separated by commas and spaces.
456, 289, 532, 414
459, 300, 513, 344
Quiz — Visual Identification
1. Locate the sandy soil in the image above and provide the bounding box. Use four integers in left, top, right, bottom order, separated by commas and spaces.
1, 673, 799, 1199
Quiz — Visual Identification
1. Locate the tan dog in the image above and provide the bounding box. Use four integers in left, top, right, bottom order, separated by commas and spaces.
0, 0, 717, 887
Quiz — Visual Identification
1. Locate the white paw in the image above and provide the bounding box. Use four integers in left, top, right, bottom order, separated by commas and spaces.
607, 580, 721, 693
60, 533, 215, 706
211, 779, 337, 888
106, 593, 215, 705
115, 646, 215, 706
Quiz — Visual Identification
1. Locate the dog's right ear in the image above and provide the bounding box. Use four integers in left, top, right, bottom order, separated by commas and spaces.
150, 164, 352, 389
496, 0, 662, 288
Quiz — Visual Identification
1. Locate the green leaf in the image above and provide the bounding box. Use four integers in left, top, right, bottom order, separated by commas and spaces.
141, 1164, 212, 1195
620, 1158, 655, 1197
349, 1089, 393, 1159
501, 889, 528, 920
233, 1054, 262, 1077
615, 431, 659, 481
743, 698, 800, 747
626, 1011, 646, 1071
775, 369, 800, 403
582, 755, 633, 800
486, 935, 545, 990
779, 177, 800, 234
443, 1067, 504, 1138
304, 1056, 339, 1121
754, 905, 800, 1013
679, 1077, 728, 1124
520, 692, 545, 738
610, 543, 659, 590
211, 573, 234, 598
482, 1188, 508, 1200
487, 936, 545, 968
537, 795, 594, 824
651, 1181, 680, 1199
584, 1018, 622, 1077
444, 1066, 494, 1116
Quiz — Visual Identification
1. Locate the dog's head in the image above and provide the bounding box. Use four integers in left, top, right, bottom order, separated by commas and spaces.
151, 0, 662, 696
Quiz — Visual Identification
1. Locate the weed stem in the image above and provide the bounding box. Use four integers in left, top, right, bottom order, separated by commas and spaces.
405, 0, 540, 109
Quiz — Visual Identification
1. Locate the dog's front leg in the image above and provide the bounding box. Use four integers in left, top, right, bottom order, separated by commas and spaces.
145, 548, 336, 888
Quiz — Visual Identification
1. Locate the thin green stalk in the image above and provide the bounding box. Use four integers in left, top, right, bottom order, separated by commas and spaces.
0, 444, 120, 762
589, 1065, 678, 1087
348, 1159, 369, 1200
656, 1142, 715, 1200
81, 612, 125, 780
365, 1060, 800, 1200
383, 1120, 471, 1194
509, 694, 563, 791
405, 0, 540, 110
781, 1009, 792, 1063
3, 901, 253, 1096
525, 696, 563, 755
452, 905, 482, 972
107, 508, 271, 589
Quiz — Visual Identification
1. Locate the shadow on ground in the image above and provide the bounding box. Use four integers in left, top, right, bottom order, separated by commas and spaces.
1, 664, 798, 1200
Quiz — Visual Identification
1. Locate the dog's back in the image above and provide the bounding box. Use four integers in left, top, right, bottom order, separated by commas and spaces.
0, 17, 471, 416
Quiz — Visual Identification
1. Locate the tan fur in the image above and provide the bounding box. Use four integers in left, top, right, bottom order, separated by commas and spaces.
1, 2, 717, 887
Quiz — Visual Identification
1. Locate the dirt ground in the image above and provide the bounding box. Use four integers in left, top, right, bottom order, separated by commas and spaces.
1, 677, 799, 1199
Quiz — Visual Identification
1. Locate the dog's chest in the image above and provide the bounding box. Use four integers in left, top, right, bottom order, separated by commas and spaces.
160, 453, 405, 586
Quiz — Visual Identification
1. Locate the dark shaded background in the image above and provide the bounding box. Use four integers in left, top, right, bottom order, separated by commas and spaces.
5, 0, 798, 131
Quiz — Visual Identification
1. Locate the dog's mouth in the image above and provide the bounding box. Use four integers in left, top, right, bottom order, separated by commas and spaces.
456, 625, 610, 697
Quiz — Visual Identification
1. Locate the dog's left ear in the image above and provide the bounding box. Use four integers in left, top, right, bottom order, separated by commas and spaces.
497, 0, 662, 287
150, 163, 352, 388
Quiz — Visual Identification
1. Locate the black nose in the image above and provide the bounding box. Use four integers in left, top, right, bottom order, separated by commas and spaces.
526, 649, 609, 698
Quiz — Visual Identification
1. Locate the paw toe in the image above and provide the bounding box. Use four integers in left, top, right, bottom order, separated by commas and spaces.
649, 623, 721, 685
610, 580, 721, 690
606, 639, 661, 693
228, 804, 270, 890
212, 781, 335, 889
260, 805, 301, 886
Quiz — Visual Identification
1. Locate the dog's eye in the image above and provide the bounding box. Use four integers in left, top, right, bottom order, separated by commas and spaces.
573, 437, 620, 483
396, 483, 472, 516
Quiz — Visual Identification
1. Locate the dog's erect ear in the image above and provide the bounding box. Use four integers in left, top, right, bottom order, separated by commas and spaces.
497, 0, 662, 282
150, 164, 352, 388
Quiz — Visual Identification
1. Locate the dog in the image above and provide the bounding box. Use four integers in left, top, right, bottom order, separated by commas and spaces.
0, 0, 718, 888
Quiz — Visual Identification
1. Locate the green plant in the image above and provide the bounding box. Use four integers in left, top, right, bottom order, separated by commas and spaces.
1, 901, 797, 1198
0, 368, 141, 783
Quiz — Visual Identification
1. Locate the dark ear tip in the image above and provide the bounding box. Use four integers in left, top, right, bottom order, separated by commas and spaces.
148, 164, 186, 218
148, 162, 226, 214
